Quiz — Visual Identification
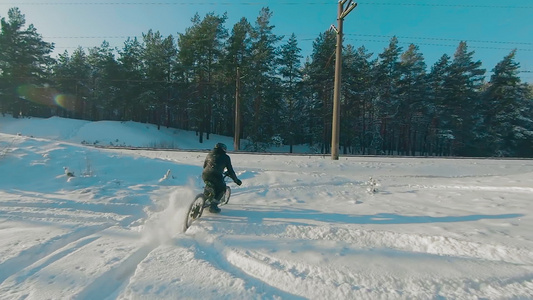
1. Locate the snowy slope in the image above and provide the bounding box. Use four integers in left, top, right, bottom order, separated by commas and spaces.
0, 116, 532, 299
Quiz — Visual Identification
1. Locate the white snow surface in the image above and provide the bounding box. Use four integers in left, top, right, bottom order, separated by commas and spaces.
1, 115, 532, 300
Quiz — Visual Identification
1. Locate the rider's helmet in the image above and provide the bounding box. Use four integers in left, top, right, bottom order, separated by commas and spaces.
214, 142, 227, 152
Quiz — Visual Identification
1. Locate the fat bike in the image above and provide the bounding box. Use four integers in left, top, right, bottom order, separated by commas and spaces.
184, 172, 232, 231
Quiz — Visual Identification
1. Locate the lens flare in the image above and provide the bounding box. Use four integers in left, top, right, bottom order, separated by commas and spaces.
16, 84, 56, 106
54, 94, 78, 111
17, 84, 79, 112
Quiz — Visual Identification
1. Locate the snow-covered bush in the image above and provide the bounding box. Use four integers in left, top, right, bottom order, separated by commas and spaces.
366, 176, 379, 194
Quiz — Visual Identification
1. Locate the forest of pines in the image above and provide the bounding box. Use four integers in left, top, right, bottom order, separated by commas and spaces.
1, 7, 532, 157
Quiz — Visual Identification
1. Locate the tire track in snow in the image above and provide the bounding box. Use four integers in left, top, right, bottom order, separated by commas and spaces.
224, 248, 362, 300
0, 224, 110, 285
0, 192, 148, 227
203, 222, 533, 265
225, 247, 533, 299
288, 224, 533, 265
75, 244, 156, 300
187, 236, 307, 300
409, 184, 533, 193
191, 222, 533, 299
0, 235, 100, 292
73, 191, 193, 299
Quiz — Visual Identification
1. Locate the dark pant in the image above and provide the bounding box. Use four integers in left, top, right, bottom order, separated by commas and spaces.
202, 172, 226, 202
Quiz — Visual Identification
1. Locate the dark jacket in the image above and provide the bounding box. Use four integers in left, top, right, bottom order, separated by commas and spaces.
202, 147, 239, 184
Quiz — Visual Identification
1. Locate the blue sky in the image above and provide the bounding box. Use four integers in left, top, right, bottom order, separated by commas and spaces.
1, 0, 532, 82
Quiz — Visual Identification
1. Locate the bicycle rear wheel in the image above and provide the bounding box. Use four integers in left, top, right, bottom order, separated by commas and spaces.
184, 193, 206, 230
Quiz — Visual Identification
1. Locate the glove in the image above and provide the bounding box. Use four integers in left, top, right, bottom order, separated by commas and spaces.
235, 179, 242, 186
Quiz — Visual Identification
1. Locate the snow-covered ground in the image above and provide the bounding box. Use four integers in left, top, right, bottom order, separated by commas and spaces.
1, 115, 532, 300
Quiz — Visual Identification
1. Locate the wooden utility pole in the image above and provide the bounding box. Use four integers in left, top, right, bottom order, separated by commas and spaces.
234, 67, 241, 151
331, 0, 357, 160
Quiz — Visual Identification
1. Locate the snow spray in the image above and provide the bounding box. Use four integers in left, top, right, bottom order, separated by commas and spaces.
141, 179, 196, 245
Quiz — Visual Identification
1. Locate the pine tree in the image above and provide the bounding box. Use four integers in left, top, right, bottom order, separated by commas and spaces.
226, 18, 252, 70
443, 41, 485, 156
87, 41, 122, 121
278, 33, 303, 153
178, 13, 227, 142
480, 50, 532, 156
341, 45, 374, 154
0, 7, 54, 117
143, 30, 177, 129
303, 30, 336, 153
117, 37, 145, 122
246, 7, 283, 150
223, 17, 252, 140
371, 36, 403, 154
395, 44, 428, 155
52, 47, 91, 119
427, 54, 452, 155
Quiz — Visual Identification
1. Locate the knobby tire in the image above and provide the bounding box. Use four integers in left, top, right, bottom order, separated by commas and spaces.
184, 193, 206, 231
184, 185, 231, 232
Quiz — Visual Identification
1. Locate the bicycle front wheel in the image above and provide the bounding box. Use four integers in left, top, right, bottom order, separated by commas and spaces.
184, 193, 206, 231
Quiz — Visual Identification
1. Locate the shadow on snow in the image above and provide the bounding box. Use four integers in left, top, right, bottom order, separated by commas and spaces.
219, 206, 523, 225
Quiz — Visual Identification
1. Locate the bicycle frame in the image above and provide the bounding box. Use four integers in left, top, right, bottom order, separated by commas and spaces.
183, 172, 232, 231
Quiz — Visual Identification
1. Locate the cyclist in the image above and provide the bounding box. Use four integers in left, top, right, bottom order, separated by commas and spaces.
202, 142, 242, 213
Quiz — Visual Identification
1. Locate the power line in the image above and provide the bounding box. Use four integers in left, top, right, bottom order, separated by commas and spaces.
44, 33, 533, 54
49, 43, 532, 53
46, 35, 533, 53
49, 41, 533, 53
345, 34, 533, 46
12, 76, 175, 83
46, 36, 135, 39
345, 38, 533, 52
6, 2, 310, 5
40, 33, 533, 56
359, 2, 533, 9
45, 34, 533, 47
2, 2, 533, 8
